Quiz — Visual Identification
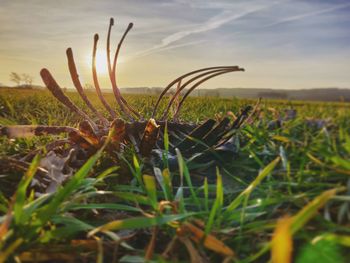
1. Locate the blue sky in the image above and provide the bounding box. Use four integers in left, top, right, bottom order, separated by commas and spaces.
0, 0, 349, 89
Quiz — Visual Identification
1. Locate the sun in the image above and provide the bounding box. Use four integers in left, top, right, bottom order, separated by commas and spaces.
86, 50, 108, 75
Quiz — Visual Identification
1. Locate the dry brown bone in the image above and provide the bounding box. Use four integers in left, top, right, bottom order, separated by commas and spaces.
0, 18, 252, 190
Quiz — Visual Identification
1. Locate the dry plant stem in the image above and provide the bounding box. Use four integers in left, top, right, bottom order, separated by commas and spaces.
66, 48, 109, 126
111, 242, 119, 263
145, 227, 158, 260
40, 69, 98, 131
173, 68, 244, 119
152, 66, 243, 118
0, 157, 48, 177
178, 237, 205, 263
92, 34, 117, 119
162, 236, 179, 259
161, 67, 241, 120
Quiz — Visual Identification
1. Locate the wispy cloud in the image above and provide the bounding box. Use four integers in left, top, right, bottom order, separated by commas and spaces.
265, 2, 350, 27
0, 0, 349, 89
131, 4, 274, 59
125, 39, 206, 62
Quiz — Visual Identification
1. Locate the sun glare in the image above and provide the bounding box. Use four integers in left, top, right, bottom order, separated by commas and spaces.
87, 50, 108, 75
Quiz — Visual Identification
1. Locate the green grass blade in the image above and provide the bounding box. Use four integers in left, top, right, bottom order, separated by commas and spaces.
290, 187, 344, 234
164, 122, 169, 152
162, 122, 170, 169
14, 155, 40, 225
246, 186, 345, 262
312, 233, 350, 247
49, 215, 95, 239
204, 177, 209, 212
154, 168, 173, 201
174, 148, 185, 213
65, 203, 141, 212
96, 166, 119, 180
133, 155, 143, 187
38, 146, 105, 222
113, 192, 152, 206
175, 148, 200, 209
162, 168, 173, 201
88, 213, 195, 237
205, 168, 223, 235
143, 174, 158, 210
225, 157, 281, 215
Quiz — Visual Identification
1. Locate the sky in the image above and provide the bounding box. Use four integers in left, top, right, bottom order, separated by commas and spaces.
0, 0, 349, 89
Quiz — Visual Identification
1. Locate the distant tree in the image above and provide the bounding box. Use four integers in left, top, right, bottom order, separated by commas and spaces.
84, 83, 94, 90
21, 73, 34, 87
9, 72, 21, 86
9, 72, 34, 87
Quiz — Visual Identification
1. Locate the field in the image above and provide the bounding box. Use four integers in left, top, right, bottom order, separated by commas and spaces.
1, 88, 350, 262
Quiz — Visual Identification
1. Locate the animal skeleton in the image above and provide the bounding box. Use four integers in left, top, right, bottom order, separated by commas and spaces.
0, 18, 251, 190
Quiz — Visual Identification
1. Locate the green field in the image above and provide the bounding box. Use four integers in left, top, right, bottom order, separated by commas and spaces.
1, 88, 350, 262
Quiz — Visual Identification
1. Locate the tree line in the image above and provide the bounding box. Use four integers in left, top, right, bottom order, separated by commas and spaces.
9, 72, 34, 87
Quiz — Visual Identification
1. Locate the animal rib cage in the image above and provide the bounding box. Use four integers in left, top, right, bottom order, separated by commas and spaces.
0, 18, 250, 191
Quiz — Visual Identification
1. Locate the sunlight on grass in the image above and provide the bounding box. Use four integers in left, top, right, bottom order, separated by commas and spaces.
1, 89, 350, 262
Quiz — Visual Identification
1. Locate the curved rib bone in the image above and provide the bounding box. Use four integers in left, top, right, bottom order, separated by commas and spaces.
66, 48, 109, 126
40, 68, 98, 131
151, 66, 241, 118
111, 22, 142, 120
173, 67, 244, 119
106, 18, 129, 118
161, 66, 240, 120
0, 125, 78, 138
92, 34, 117, 119
106, 18, 137, 120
